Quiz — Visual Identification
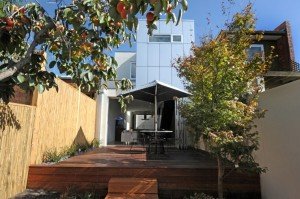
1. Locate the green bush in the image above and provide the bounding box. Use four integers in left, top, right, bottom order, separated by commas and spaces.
42, 139, 101, 163
42, 149, 63, 163
90, 138, 101, 148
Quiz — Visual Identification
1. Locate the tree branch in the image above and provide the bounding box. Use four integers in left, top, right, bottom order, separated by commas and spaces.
0, 22, 55, 81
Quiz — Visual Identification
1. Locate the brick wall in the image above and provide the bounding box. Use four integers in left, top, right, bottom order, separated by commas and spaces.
274, 21, 295, 70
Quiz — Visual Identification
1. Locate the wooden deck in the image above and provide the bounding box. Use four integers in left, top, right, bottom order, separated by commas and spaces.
27, 146, 261, 199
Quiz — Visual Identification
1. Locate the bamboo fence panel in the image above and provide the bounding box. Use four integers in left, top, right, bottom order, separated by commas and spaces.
30, 78, 96, 164
0, 103, 36, 199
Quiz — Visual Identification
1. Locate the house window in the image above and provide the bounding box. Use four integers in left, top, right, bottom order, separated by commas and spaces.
149, 35, 171, 42
130, 62, 136, 79
248, 44, 264, 60
172, 35, 182, 42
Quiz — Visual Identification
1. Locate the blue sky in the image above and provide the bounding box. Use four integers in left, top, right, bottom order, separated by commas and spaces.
39, 0, 300, 61
184, 0, 300, 61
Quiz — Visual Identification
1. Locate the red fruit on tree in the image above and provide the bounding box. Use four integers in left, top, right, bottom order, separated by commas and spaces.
81, 32, 88, 39
20, 7, 26, 14
116, 1, 126, 14
5, 18, 14, 27
114, 22, 122, 28
166, 4, 172, 13
146, 12, 155, 22
120, 10, 127, 19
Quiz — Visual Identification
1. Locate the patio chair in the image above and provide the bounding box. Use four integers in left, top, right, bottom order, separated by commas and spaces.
147, 136, 166, 155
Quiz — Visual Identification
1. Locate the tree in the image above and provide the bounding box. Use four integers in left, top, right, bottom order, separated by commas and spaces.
0, 0, 188, 103
175, 4, 273, 198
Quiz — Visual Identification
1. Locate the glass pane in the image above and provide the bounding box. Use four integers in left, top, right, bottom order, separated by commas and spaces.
149, 35, 171, 42
173, 35, 182, 42
248, 46, 263, 60
131, 62, 136, 79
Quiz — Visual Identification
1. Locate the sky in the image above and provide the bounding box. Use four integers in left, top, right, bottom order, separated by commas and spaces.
39, 0, 300, 62
184, 0, 300, 61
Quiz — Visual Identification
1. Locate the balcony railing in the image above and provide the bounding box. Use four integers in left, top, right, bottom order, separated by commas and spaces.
290, 60, 300, 71
270, 60, 300, 72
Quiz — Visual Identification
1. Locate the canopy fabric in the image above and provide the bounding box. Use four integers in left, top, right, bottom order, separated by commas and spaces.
120, 80, 191, 102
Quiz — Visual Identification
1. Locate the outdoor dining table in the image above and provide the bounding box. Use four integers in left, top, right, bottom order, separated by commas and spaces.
140, 130, 173, 154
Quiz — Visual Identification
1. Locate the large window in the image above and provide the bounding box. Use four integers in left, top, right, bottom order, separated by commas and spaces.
130, 62, 136, 79
149, 35, 171, 42
248, 44, 264, 60
149, 34, 182, 43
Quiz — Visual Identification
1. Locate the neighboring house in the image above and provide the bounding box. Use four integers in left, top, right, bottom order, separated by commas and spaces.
253, 22, 300, 199
95, 19, 195, 146
250, 21, 300, 89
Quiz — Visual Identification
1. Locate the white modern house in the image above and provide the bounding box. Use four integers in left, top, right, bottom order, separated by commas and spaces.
95, 19, 195, 146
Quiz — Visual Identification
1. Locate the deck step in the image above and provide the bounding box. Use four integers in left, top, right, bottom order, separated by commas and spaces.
105, 178, 158, 199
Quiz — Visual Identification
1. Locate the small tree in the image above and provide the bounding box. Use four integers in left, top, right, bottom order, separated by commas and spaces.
0, 0, 188, 103
176, 4, 273, 198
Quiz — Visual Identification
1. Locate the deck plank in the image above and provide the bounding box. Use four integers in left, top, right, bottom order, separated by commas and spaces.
27, 146, 261, 199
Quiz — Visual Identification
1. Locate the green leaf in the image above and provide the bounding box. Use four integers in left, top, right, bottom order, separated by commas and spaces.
176, 9, 182, 26
87, 72, 93, 81
17, 74, 26, 83
136, 0, 142, 7
127, 21, 133, 31
152, 23, 157, 30
109, 6, 118, 19
166, 13, 171, 24
83, 0, 92, 5
154, 0, 162, 16
29, 79, 35, 87
111, 57, 118, 66
49, 61, 56, 69
63, 8, 72, 18
37, 84, 45, 93
171, 13, 176, 23
181, 0, 188, 11
0, 10, 5, 18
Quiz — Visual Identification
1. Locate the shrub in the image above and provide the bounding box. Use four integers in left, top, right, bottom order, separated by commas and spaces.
42, 139, 101, 163
90, 138, 101, 148
42, 149, 63, 163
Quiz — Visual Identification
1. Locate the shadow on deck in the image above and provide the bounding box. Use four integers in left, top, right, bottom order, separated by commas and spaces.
27, 146, 260, 199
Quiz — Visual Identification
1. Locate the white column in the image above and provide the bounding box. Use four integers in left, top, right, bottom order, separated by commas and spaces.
95, 91, 109, 146
125, 111, 131, 130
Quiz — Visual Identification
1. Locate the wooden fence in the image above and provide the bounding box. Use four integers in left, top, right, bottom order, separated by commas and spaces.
0, 78, 97, 198
0, 103, 36, 199
30, 78, 96, 164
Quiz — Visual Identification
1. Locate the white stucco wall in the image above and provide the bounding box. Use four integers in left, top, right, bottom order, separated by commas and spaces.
136, 19, 195, 89
115, 52, 136, 80
255, 80, 300, 199
108, 52, 136, 89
